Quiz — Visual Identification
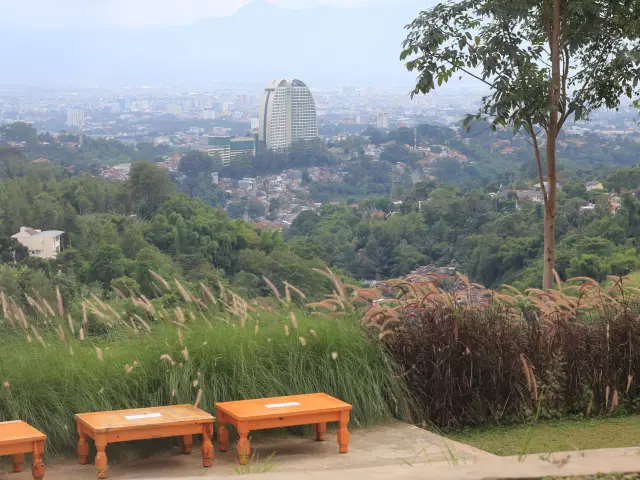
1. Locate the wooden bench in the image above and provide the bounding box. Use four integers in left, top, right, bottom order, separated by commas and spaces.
0, 420, 46, 479
215, 393, 352, 464
75, 405, 214, 479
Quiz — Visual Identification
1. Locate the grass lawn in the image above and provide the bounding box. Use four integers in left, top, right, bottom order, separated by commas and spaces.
447, 416, 640, 456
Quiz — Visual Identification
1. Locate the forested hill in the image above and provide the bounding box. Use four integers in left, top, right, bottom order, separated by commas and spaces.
285, 177, 640, 289
0, 146, 332, 302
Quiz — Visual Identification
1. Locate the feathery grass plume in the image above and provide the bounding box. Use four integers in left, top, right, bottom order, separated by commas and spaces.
284, 324, 290, 336
182, 347, 189, 361
56, 287, 64, 318
262, 276, 281, 299
610, 390, 619, 413
112, 286, 127, 300
285, 283, 292, 303
627, 375, 634, 394
95, 347, 104, 361
160, 354, 175, 365
379, 330, 394, 340
125, 364, 134, 375
177, 328, 184, 346
298, 336, 307, 346
174, 279, 193, 303
57, 325, 66, 343
3, 381, 9, 389
289, 311, 298, 329
149, 270, 171, 290
29, 325, 45, 347
26, 295, 46, 317
133, 314, 151, 333
200, 282, 217, 305
82, 304, 88, 326
175, 307, 185, 323
67, 314, 76, 334
1, 292, 14, 328
529, 365, 538, 401
309, 329, 317, 338
189, 312, 196, 323
217, 278, 227, 300
140, 295, 156, 314
40, 296, 56, 318
284, 281, 307, 300
520, 354, 532, 391
194, 388, 203, 408
79, 328, 85, 341
331, 352, 338, 360
192, 379, 199, 387
26, 334, 32, 343
16, 305, 29, 330
254, 322, 260, 334
104, 303, 122, 322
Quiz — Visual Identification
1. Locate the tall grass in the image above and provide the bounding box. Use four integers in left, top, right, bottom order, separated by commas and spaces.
0, 281, 411, 455
375, 274, 640, 428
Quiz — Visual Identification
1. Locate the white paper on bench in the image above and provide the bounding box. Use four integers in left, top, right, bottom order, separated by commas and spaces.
124, 413, 163, 420
264, 402, 301, 408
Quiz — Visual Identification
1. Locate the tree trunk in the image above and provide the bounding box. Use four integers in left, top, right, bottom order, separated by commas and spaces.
542, 0, 561, 290
542, 200, 556, 289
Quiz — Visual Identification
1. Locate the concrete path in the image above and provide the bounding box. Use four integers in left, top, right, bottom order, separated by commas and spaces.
0, 421, 489, 479
2, 421, 640, 479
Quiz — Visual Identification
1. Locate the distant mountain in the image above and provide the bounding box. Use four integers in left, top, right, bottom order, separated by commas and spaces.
0, 0, 435, 87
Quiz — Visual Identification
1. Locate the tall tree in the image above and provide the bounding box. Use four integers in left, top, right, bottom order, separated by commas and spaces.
401, 0, 640, 288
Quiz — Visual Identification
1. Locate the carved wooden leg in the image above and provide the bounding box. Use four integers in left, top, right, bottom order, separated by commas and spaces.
236, 423, 251, 465
217, 413, 229, 452
315, 422, 327, 441
78, 431, 90, 465
12, 453, 24, 472
202, 423, 214, 467
182, 434, 193, 454
95, 435, 108, 479
338, 411, 350, 454
32, 442, 45, 480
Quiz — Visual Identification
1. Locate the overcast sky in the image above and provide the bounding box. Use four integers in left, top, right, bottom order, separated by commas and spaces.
0, 0, 395, 28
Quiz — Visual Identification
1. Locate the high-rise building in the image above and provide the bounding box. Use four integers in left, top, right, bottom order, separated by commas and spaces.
203, 109, 216, 120
66, 109, 84, 128
258, 79, 318, 151
167, 104, 182, 117
376, 112, 390, 130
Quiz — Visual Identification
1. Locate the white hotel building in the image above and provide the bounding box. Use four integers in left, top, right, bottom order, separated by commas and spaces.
258, 79, 318, 151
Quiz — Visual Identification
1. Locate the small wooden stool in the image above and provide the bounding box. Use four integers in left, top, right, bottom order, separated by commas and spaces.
0, 420, 46, 479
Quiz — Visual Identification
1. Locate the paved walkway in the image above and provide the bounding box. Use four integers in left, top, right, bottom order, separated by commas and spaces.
1, 421, 639, 479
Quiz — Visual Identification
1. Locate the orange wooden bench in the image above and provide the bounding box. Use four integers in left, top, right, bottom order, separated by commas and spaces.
75, 405, 214, 479
0, 420, 46, 479
215, 393, 352, 464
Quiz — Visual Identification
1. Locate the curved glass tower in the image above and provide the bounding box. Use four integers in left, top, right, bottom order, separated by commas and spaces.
259, 79, 318, 151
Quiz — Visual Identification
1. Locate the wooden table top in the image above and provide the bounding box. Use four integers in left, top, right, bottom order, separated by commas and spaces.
75, 405, 214, 433
0, 420, 46, 446
216, 393, 352, 421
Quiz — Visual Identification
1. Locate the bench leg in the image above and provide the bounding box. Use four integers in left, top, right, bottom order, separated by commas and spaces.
217, 413, 229, 452
182, 434, 193, 454
202, 424, 214, 467
32, 442, 45, 480
236, 423, 251, 465
338, 411, 350, 454
315, 422, 327, 441
78, 431, 90, 465
12, 453, 24, 472
95, 435, 108, 479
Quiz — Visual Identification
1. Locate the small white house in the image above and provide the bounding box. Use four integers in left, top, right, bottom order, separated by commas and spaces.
11, 227, 64, 259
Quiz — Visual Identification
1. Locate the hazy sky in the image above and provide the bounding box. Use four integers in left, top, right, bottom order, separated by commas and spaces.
0, 0, 395, 28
